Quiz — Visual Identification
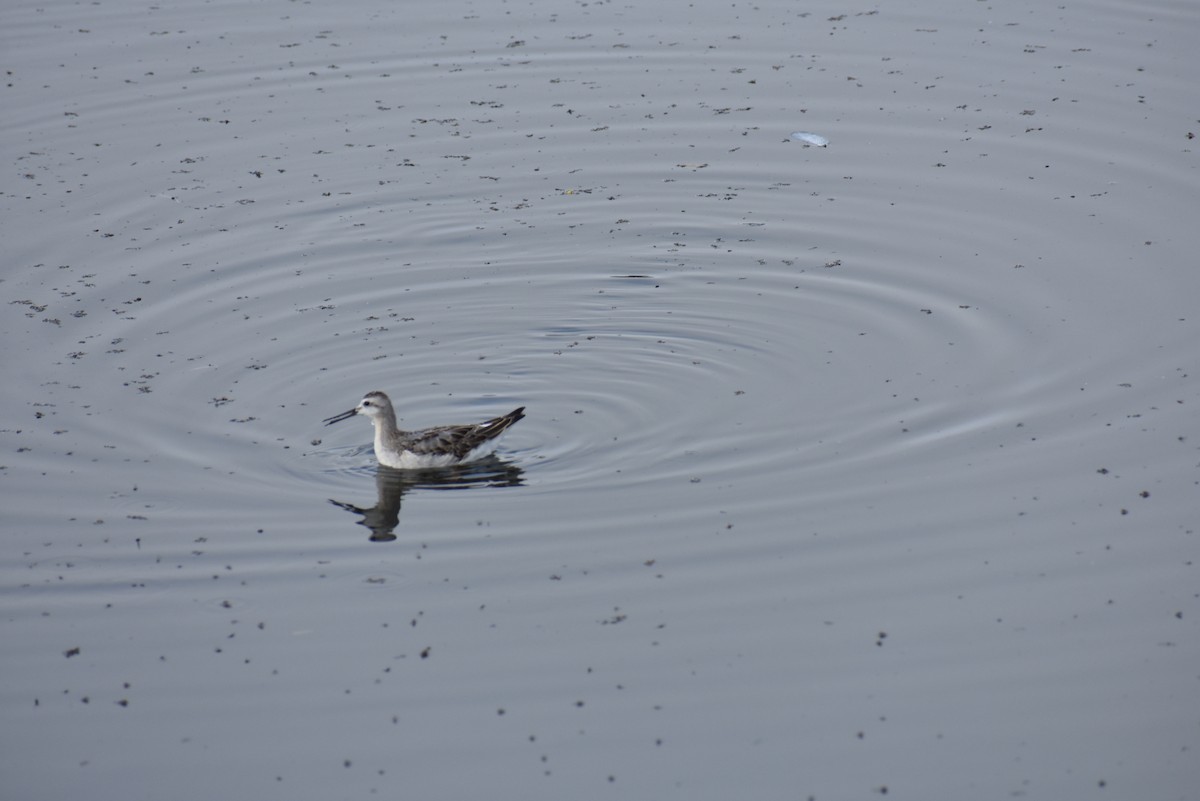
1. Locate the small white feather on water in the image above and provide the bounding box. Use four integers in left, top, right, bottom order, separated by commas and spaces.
790, 131, 829, 147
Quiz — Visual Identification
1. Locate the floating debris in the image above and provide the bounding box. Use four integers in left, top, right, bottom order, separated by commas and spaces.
790, 131, 829, 147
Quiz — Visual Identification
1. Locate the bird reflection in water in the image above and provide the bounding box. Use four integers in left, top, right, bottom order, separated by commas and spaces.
329, 456, 524, 542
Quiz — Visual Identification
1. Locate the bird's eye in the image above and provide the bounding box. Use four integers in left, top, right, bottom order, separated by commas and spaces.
362, 400, 372, 407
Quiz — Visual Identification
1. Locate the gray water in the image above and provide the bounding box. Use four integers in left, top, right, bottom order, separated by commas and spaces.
3, 0, 1197, 799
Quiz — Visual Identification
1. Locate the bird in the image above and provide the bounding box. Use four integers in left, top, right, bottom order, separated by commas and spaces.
323, 390, 525, 469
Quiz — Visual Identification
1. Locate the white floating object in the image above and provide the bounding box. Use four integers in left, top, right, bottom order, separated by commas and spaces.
790, 131, 829, 147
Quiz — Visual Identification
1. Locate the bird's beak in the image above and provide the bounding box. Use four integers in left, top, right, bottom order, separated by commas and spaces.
323, 408, 358, 426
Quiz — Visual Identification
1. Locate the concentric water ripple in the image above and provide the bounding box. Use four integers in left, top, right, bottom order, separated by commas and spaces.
5, 1, 1198, 798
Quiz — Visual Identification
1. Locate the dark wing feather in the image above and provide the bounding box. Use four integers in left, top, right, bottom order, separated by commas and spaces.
405, 407, 525, 459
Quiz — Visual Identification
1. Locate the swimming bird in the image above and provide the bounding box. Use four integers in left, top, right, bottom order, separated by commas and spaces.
323, 390, 525, 469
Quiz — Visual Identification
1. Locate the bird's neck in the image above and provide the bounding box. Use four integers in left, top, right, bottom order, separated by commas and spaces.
373, 411, 399, 437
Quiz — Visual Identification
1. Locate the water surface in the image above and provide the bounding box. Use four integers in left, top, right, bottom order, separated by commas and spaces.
3, 0, 1197, 799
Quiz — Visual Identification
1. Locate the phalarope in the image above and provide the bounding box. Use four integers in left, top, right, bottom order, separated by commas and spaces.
323, 390, 525, 469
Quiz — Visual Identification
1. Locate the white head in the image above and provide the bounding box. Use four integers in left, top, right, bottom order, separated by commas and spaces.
354, 391, 394, 421
323, 390, 395, 427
